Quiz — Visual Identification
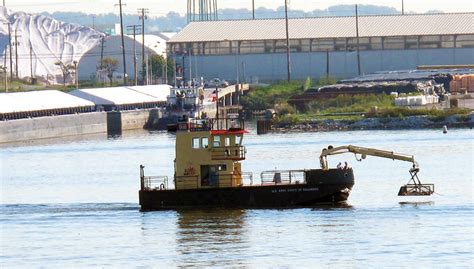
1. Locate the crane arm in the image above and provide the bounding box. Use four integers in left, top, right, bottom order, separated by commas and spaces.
319, 145, 417, 170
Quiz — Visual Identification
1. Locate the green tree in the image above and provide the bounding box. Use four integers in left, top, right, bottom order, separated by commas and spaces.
146, 54, 174, 84
100, 57, 119, 86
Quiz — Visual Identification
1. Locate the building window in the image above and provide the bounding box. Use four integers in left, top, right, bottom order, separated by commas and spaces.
456, 34, 474, 48
419, 35, 441, 49
404, 36, 418, 49
441, 35, 455, 48
370, 37, 383, 50
334, 38, 346, 51
313, 39, 334, 51
384, 37, 405, 49
274, 40, 287, 53
240, 40, 265, 54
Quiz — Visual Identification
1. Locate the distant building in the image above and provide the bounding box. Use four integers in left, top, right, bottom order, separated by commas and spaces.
167, 13, 474, 83
77, 35, 157, 83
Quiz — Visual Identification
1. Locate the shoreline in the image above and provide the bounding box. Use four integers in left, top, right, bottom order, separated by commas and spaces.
271, 114, 474, 132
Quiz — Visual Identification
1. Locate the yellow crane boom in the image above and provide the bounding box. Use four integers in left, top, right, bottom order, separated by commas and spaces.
319, 145, 434, 196
320, 145, 417, 170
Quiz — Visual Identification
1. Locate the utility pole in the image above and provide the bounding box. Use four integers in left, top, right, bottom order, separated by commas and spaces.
355, 4, 361, 76
127, 25, 141, 86
92, 15, 96, 29
13, 28, 21, 79
402, 0, 405, 15
326, 48, 329, 83
115, 0, 127, 85
29, 44, 34, 82
2, 45, 7, 92
252, 0, 255, 19
3, 22, 13, 80
138, 8, 148, 85
100, 36, 105, 66
284, 0, 291, 82
73, 60, 78, 89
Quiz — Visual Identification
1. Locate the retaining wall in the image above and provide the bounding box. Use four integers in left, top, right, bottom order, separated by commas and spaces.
0, 112, 107, 144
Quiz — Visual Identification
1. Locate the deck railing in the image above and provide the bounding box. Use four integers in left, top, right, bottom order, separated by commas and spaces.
143, 176, 169, 190
260, 170, 306, 185
211, 146, 246, 160
177, 118, 245, 132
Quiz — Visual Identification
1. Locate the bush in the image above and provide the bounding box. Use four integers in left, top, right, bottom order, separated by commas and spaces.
305, 94, 395, 114
241, 81, 305, 111
275, 103, 296, 116
273, 114, 301, 126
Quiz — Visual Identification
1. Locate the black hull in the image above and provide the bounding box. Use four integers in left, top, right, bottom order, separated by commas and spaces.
139, 169, 354, 210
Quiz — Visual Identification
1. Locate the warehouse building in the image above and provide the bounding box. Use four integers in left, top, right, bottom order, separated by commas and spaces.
167, 13, 474, 82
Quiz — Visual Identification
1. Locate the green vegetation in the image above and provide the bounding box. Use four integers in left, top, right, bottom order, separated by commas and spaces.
303, 94, 394, 114
241, 81, 304, 111
241, 79, 472, 126
241, 76, 338, 112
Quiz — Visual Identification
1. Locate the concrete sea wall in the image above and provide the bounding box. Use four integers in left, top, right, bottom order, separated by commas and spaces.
0, 108, 165, 144
0, 112, 107, 144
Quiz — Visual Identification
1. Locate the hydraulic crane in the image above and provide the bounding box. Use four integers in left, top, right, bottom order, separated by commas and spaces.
319, 145, 434, 196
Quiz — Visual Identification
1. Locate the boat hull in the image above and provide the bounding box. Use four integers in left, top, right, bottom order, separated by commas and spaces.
139, 168, 354, 210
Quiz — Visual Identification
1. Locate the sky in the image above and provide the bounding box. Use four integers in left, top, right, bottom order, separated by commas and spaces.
6, 0, 474, 16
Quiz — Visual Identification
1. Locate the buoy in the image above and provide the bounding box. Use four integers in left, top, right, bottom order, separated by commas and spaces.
443, 125, 448, 134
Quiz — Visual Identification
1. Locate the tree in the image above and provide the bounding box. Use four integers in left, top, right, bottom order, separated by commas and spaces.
146, 54, 174, 84
100, 57, 119, 86
55, 61, 75, 86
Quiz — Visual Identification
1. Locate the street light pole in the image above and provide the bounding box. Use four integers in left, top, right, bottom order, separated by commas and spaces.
73, 60, 78, 89
284, 0, 291, 82
355, 4, 361, 76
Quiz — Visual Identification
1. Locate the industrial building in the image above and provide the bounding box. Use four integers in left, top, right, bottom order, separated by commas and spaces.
167, 13, 474, 82
77, 33, 174, 83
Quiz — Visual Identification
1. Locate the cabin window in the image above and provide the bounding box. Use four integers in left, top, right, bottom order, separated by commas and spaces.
225, 137, 230, 147
218, 164, 227, 171
213, 136, 221, 147
201, 137, 209, 148
235, 135, 242, 146
192, 137, 200, 149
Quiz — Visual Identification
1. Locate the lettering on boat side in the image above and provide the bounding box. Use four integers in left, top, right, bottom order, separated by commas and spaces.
271, 188, 319, 193
184, 167, 195, 176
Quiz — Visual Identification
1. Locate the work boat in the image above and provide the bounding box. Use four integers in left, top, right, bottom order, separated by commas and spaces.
138, 118, 355, 210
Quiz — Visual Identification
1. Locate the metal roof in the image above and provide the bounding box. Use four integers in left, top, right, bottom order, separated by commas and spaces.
169, 13, 474, 43
127, 85, 172, 101
69, 87, 163, 105
0, 90, 95, 114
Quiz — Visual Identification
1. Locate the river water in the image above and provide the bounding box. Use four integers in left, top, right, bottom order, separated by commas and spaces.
1, 127, 473, 268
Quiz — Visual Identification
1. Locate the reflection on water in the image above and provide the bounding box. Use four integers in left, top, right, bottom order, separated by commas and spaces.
175, 209, 248, 268
399, 201, 435, 207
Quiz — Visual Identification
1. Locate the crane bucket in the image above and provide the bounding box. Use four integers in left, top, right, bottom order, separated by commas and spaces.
398, 167, 434, 196
398, 184, 435, 196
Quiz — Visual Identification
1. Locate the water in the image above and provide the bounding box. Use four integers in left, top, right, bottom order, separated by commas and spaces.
1, 128, 473, 268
